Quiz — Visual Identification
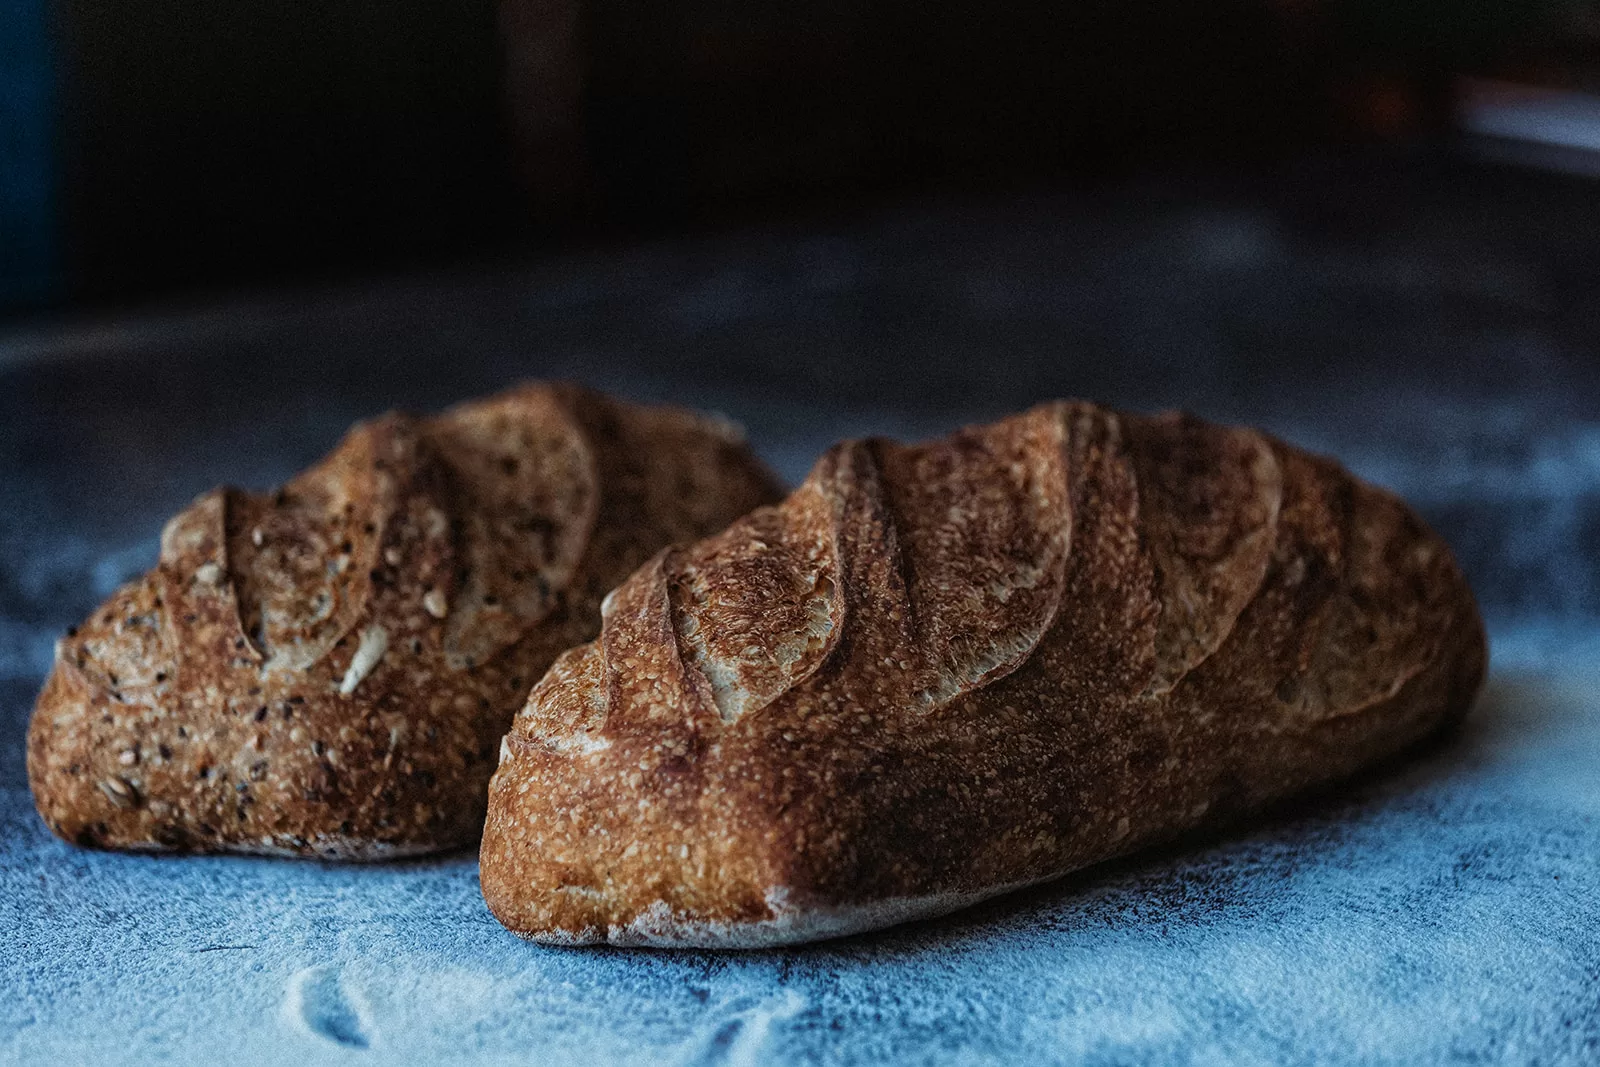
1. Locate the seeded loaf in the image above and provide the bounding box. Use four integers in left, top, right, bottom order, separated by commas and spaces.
480, 402, 1487, 946
27, 383, 783, 859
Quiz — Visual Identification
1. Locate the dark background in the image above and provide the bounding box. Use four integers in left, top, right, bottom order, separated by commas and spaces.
3, 0, 1596, 319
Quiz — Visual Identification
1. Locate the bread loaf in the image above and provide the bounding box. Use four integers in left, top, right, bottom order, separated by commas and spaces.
480, 402, 1486, 946
28, 383, 782, 858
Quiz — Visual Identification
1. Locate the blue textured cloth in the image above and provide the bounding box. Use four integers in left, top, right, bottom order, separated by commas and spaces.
0, 0, 55, 308
2, 162, 1599, 1063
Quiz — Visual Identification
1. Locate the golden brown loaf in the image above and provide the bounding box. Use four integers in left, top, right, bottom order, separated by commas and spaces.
481, 402, 1487, 947
28, 383, 782, 859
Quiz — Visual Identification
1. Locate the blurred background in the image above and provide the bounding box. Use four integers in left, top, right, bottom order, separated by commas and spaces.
3, 0, 1600, 316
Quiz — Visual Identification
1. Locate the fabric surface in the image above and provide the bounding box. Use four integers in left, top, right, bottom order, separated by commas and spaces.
3, 155, 1598, 1064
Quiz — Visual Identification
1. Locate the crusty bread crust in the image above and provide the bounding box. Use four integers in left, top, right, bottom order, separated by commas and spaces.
27, 383, 782, 858
480, 403, 1487, 946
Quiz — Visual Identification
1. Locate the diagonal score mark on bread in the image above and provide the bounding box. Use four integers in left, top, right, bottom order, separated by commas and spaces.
664, 485, 842, 726
1127, 412, 1283, 698
28, 383, 783, 859
871, 404, 1073, 708
429, 391, 600, 671
481, 400, 1487, 948
217, 419, 405, 676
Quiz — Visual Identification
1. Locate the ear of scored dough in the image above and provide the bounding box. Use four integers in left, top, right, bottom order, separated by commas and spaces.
1125, 412, 1282, 697
430, 388, 600, 671
219, 419, 406, 675
664, 484, 843, 726
872, 404, 1073, 708
1294, 470, 1456, 723
158, 489, 263, 681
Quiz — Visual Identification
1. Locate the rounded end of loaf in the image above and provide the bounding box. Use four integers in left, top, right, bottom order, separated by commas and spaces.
26, 580, 503, 860
1421, 543, 1490, 741
28, 656, 116, 852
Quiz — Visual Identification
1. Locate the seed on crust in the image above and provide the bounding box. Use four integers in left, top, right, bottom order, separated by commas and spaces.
99, 777, 140, 809
338, 625, 389, 696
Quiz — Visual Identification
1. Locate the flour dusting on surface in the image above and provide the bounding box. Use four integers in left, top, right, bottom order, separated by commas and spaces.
3, 625, 1599, 1064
